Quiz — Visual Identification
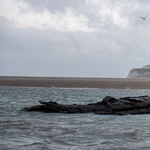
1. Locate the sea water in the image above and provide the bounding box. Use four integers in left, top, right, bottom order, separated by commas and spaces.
1, 86, 150, 150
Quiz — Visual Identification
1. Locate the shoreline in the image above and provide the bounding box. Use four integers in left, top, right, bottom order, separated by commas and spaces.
1, 76, 150, 89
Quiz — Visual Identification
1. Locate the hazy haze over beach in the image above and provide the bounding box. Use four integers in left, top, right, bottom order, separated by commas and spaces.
0, 0, 150, 78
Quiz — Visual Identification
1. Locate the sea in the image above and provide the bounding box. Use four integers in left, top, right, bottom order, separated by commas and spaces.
1, 86, 150, 150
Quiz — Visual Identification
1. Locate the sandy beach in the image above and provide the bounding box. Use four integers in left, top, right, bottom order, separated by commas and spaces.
1, 76, 150, 89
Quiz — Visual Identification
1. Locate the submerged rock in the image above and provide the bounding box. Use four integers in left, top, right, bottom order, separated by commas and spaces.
23, 95, 150, 115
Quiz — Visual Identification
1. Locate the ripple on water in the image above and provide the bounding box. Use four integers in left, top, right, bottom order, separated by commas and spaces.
1, 87, 150, 149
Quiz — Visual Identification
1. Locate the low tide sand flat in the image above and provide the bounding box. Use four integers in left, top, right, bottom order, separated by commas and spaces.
0, 76, 150, 89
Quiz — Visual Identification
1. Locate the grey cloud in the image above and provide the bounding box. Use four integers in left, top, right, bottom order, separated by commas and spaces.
24, 0, 84, 12
23, 0, 150, 29
1, 0, 150, 77
0, 16, 127, 77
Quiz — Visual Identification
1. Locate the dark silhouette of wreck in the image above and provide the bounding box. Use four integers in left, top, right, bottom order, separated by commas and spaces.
23, 95, 150, 115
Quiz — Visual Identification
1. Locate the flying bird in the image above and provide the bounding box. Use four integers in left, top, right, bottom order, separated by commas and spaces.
141, 16, 147, 20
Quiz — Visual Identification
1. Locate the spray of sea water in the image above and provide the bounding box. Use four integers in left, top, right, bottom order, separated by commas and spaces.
1, 86, 150, 150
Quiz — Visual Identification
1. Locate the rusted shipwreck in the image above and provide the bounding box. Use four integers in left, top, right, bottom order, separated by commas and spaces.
24, 95, 150, 115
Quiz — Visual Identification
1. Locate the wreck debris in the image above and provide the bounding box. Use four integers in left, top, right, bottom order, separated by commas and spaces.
23, 95, 150, 115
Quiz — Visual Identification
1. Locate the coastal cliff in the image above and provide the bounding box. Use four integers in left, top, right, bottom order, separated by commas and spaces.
127, 65, 150, 78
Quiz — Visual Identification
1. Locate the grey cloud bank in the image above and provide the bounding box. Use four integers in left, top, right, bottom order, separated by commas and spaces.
0, 0, 150, 77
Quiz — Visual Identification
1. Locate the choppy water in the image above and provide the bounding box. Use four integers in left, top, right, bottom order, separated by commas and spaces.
1, 86, 150, 150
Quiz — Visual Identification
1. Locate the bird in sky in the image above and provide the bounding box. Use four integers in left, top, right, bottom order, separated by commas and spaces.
141, 16, 147, 20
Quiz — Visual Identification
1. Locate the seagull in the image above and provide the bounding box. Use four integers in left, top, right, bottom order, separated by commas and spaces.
141, 16, 147, 20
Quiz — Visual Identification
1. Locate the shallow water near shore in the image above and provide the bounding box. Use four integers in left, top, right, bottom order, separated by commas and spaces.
1, 86, 150, 150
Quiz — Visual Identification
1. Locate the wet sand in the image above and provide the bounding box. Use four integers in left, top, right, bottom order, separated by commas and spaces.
1, 76, 150, 89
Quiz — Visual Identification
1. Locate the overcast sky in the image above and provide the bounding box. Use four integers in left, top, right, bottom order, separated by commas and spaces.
0, 0, 150, 78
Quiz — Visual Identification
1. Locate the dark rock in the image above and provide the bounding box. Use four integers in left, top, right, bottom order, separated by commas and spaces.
23, 95, 150, 115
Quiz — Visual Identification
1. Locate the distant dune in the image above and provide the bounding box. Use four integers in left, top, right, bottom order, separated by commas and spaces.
1, 76, 150, 89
